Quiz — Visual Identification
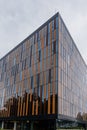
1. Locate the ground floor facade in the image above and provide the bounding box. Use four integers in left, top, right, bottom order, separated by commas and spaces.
0, 115, 87, 130
0, 120, 55, 130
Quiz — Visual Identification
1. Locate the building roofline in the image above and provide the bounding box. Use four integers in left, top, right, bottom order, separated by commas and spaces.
0, 12, 59, 61
59, 14, 87, 66
0, 12, 86, 67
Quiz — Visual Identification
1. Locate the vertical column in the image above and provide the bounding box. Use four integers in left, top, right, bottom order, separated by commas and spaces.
30, 121, 34, 130
48, 83, 50, 114
26, 93, 29, 116
21, 122, 24, 130
2, 121, 4, 129
14, 122, 17, 130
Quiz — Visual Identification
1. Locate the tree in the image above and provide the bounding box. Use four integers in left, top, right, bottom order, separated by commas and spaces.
76, 112, 83, 120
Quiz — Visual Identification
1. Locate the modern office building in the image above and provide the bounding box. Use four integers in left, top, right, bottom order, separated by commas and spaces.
0, 13, 87, 130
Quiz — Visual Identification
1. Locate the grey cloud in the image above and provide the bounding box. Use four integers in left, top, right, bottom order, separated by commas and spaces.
0, 0, 87, 63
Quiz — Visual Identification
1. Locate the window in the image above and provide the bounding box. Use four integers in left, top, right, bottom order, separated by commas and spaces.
35, 33, 37, 43
14, 74, 16, 84
22, 59, 26, 70
46, 35, 48, 46
46, 25, 48, 46
46, 84, 48, 100
48, 69, 51, 83
37, 31, 40, 42
18, 86, 21, 96
11, 64, 19, 76
52, 20, 54, 32
30, 57, 32, 67
0, 98, 2, 108
37, 73, 40, 87
60, 44, 63, 58
24, 78, 28, 90
0, 74, 2, 82
39, 50, 41, 62
34, 34, 36, 44
63, 47, 66, 60
0, 75, 1, 82
53, 41, 56, 54
56, 17, 58, 28
54, 18, 56, 30
31, 76, 33, 89
13, 85, 16, 94
3, 63, 7, 72
38, 85, 40, 97
38, 40, 41, 50
20, 71, 22, 81
37, 32, 39, 42
22, 43, 25, 52
20, 52, 22, 61
44, 36, 46, 47
30, 45, 32, 56
48, 23, 50, 33
60, 69, 62, 83
14, 57, 16, 65
42, 85, 44, 102
50, 83, 52, 95
29, 45, 32, 67
11, 67, 14, 76
16, 64, 19, 73
48, 33, 50, 45
0, 73, 4, 82
34, 87, 37, 100
6, 77, 10, 87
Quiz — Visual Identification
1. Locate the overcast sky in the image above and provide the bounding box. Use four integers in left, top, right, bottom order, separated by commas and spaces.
0, 0, 87, 64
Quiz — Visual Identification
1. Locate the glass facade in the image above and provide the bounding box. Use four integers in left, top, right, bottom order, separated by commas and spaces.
58, 15, 87, 119
0, 14, 58, 119
0, 13, 87, 130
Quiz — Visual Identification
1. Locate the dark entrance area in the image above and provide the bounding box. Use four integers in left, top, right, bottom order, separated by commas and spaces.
4, 121, 14, 129
16, 119, 56, 130
33, 120, 55, 130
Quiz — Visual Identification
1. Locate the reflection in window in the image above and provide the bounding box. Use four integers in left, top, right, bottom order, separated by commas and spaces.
13, 57, 16, 65
18, 86, 21, 96
13, 85, 16, 95
20, 71, 22, 81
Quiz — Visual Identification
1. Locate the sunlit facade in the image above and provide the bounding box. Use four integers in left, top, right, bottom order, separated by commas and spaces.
0, 13, 87, 130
